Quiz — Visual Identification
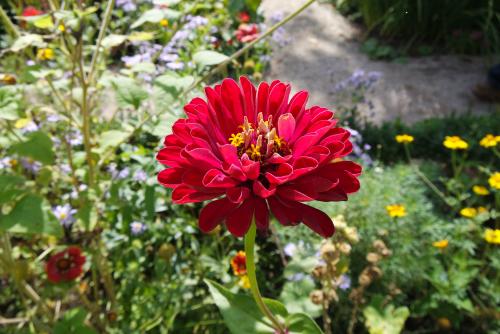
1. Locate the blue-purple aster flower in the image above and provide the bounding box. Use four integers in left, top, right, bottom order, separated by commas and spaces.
338, 274, 351, 290
133, 169, 148, 182
21, 158, 41, 174
52, 204, 77, 227
130, 221, 147, 235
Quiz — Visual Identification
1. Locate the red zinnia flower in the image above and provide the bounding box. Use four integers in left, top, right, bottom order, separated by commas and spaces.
230, 251, 247, 276
45, 246, 86, 283
157, 77, 361, 238
22, 6, 43, 17
238, 11, 251, 23
235, 24, 259, 43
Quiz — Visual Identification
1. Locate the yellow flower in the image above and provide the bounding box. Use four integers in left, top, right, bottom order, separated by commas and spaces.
0, 74, 16, 85
238, 275, 251, 289
37, 48, 54, 61
460, 207, 477, 218
395, 134, 414, 144
477, 206, 487, 214
479, 134, 499, 148
386, 204, 406, 218
484, 229, 500, 244
432, 239, 448, 249
489, 172, 500, 189
443, 136, 468, 150
472, 185, 489, 196
160, 19, 169, 27
58, 24, 65, 32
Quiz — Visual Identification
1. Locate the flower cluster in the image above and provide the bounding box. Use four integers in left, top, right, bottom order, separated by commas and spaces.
310, 215, 359, 306
460, 207, 486, 218
157, 77, 362, 238
489, 172, 500, 189
45, 247, 86, 283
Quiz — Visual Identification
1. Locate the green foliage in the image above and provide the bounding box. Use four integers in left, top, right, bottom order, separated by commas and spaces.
9, 131, 55, 165
334, 0, 500, 54
361, 111, 500, 164
53, 308, 98, 334
363, 297, 409, 334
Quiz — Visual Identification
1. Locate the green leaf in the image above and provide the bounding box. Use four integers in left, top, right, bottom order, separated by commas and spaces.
128, 31, 155, 42
0, 195, 62, 237
280, 279, 322, 317
0, 175, 26, 204
111, 76, 148, 109
101, 34, 127, 49
193, 50, 229, 67
205, 279, 288, 334
0, 86, 20, 120
9, 131, 55, 165
131, 8, 180, 29
53, 308, 98, 334
154, 74, 194, 95
33, 15, 54, 29
97, 130, 130, 154
363, 303, 410, 334
10, 34, 46, 52
285, 313, 323, 334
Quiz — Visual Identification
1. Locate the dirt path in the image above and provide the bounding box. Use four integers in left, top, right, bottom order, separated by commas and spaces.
262, 0, 495, 124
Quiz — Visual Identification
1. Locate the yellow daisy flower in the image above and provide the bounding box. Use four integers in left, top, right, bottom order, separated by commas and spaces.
386, 204, 406, 218
489, 172, 500, 189
484, 229, 500, 245
432, 240, 448, 249
472, 185, 489, 196
460, 207, 477, 218
443, 136, 468, 150
395, 134, 414, 144
479, 134, 499, 148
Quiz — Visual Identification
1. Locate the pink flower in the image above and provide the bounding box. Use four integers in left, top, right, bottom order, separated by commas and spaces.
235, 24, 259, 43
157, 77, 361, 238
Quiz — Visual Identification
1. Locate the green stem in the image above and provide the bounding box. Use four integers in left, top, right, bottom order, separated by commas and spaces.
87, 0, 115, 85
0, 5, 19, 39
244, 222, 286, 333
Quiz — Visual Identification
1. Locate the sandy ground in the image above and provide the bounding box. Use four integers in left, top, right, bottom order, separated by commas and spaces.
261, 0, 495, 124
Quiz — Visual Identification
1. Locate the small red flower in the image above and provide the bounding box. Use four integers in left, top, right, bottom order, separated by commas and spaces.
45, 246, 86, 283
230, 251, 247, 276
22, 6, 43, 17
157, 77, 361, 238
238, 11, 251, 23
235, 24, 259, 43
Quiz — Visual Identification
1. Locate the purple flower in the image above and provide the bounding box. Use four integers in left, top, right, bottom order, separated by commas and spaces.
46, 114, 61, 123
166, 61, 185, 71
20, 121, 39, 134
52, 204, 77, 227
21, 158, 41, 174
284, 243, 297, 257
289, 273, 306, 282
117, 167, 130, 179
133, 169, 148, 182
130, 221, 147, 235
338, 274, 351, 290
116, 0, 137, 12
0, 157, 14, 169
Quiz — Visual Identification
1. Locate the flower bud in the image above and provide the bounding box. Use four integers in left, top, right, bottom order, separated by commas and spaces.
366, 252, 380, 264
158, 243, 176, 262
338, 242, 352, 255
312, 265, 327, 279
320, 242, 337, 261
310, 290, 324, 305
